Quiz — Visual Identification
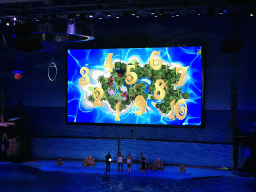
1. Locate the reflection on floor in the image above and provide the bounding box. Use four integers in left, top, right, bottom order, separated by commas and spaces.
22, 160, 233, 179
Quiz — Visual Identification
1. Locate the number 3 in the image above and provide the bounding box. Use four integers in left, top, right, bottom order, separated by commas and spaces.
79, 67, 90, 86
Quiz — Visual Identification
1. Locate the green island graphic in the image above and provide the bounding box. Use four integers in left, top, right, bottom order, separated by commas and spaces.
87, 59, 190, 115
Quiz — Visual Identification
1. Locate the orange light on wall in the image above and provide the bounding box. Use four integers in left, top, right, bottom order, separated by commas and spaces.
13, 71, 23, 80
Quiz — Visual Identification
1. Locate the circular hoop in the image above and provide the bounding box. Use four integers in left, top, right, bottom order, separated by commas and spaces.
48, 62, 57, 81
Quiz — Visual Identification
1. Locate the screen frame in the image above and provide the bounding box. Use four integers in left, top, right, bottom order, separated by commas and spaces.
66, 45, 205, 128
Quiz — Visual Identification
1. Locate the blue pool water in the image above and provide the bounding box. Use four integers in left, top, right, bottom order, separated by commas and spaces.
0, 162, 256, 192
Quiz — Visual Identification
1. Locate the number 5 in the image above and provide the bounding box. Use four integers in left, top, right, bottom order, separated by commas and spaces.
125, 64, 138, 85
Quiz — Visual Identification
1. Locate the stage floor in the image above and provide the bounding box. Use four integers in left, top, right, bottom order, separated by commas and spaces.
21, 160, 233, 179
1, 160, 256, 192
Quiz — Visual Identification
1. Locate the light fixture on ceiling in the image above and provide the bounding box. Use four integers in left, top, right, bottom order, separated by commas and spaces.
136, 13, 140, 18
175, 12, 180, 16
107, 12, 111, 17
170, 9, 175, 14
38, 17, 93, 42
160, 13, 166, 19
151, 10, 155, 15
196, 9, 201, 15
6, 19, 10, 26
131, 11, 136, 16
249, 5, 256, 17
159, 9, 164, 16
99, 15, 103, 19
32, 15, 39, 22
116, 14, 120, 19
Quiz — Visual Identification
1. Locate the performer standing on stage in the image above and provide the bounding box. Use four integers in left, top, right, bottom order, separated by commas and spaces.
105, 152, 111, 172
126, 154, 133, 173
117, 152, 124, 172
140, 153, 146, 173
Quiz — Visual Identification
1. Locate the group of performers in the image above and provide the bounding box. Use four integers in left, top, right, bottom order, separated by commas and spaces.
105, 152, 134, 173
105, 152, 165, 173
56, 153, 186, 173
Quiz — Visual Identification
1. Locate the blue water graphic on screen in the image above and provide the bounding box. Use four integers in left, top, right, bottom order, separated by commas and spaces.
67, 47, 202, 126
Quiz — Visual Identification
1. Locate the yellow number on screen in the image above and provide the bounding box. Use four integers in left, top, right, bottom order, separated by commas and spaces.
175, 99, 187, 120
79, 67, 90, 85
169, 99, 187, 120
169, 99, 175, 120
149, 51, 162, 70
93, 87, 104, 107
115, 102, 120, 121
154, 79, 166, 100
103, 53, 115, 72
176, 66, 189, 86
135, 95, 146, 115
125, 64, 138, 85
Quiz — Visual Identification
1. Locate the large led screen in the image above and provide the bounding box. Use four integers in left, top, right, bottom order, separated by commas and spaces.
67, 47, 203, 126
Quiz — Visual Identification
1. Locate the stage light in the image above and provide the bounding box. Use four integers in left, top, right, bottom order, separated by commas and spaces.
67, 19, 76, 34
151, 10, 155, 15
176, 12, 180, 16
99, 15, 103, 19
89, 14, 93, 18
159, 9, 164, 15
13, 17, 17, 21
5, 19, 10, 26
170, 9, 175, 14
154, 13, 158, 17
136, 14, 140, 18
24, 17, 94, 43
131, 11, 136, 16
249, 5, 256, 17
116, 14, 119, 19
196, 9, 201, 15
219, 10, 223, 14
160, 14, 166, 19
107, 12, 111, 17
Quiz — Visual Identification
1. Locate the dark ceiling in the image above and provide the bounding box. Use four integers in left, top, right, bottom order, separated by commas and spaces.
0, 0, 254, 79
0, 1, 253, 19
